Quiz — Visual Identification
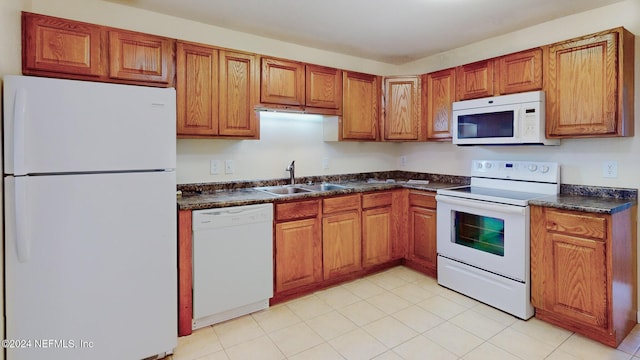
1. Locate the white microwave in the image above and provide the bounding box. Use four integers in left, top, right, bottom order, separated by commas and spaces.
452, 91, 559, 146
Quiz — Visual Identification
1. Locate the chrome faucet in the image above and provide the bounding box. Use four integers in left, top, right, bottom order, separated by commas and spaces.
286, 160, 295, 185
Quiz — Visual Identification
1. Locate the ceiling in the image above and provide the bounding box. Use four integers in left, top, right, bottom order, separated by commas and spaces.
105, 0, 626, 64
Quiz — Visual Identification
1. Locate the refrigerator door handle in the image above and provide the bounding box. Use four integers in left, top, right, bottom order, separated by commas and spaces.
13, 89, 28, 175
14, 179, 31, 262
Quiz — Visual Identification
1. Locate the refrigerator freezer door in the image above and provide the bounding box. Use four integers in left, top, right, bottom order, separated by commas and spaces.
3, 75, 176, 176
4, 171, 177, 360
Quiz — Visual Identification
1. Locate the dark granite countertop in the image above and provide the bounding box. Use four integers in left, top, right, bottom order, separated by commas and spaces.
177, 180, 464, 210
529, 184, 637, 214
177, 172, 637, 213
177, 171, 470, 210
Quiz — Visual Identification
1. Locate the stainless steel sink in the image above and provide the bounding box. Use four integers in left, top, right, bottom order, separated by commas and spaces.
253, 183, 349, 196
253, 185, 314, 196
300, 183, 349, 192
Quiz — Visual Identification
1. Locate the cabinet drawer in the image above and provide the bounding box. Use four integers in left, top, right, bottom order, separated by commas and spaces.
409, 191, 436, 208
275, 200, 319, 221
545, 209, 607, 240
362, 192, 393, 209
323, 194, 360, 214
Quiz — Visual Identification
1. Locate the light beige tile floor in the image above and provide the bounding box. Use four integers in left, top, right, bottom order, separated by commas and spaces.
166, 266, 640, 360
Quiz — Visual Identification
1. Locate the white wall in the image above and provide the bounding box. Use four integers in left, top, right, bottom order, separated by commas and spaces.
177, 113, 401, 183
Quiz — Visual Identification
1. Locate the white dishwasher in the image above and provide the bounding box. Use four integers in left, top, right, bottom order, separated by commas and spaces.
192, 203, 273, 330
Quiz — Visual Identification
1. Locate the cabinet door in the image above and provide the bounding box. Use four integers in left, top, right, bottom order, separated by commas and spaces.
275, 218, 322, 293
383, 76, 421, 141
260, 57, 305, 106
219, 51, 259, 138
408, 206, 437, 272
108, 30, 173, 84
323, 211, 362, 279
176, 42, 219, 136
542, 232, 608, 328
22, 12, 104, 77
546, 29, 631, 137
306, 65, 342, 111
362, 206, 393, 267
497, 48, 542, 94
456, 59, 495, 100
342, 71, 381, 140
423, 69, 455, 140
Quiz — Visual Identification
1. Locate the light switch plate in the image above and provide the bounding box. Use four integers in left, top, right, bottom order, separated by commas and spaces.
210, 160, 220, 175
603, 161, 618, 178
225, 160, 235, 174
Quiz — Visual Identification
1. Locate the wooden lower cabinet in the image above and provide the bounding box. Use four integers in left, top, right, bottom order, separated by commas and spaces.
405, 191, 437, 276
530, 205, 637, 347
275, 218, 322, 292
323, 195, 362, 279
274, 200, 322, 296
362, 191, 405, 267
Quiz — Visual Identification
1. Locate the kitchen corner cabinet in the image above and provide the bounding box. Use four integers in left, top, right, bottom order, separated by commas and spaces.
22, 12, 174, 87
382, 76, 422, 141
545, 27, 635, 138
274, 200, 322, 294
341, 71, 381, 141
423, 68, 456, 140
406, 191, 437, 276
323, 195, 362, 279
456, 59, 495, 100
530, 205, 637, 347
176, 41, 259, 138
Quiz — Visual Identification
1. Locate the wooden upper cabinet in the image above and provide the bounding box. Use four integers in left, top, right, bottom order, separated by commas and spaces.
22, 12, 104, 77
176, 42, 259, 139
423, 68, 456, 141
545, 27, 635, 138
382, 76, 422, 141
22, 12, 174, 87
176, 41, 219, 136
497, 48, 542, 95
260, 57, 305, 106
219, 51, 259, 138
342, 71, 381, 141
108, 30, 174, 85
306, 64, 342, 111
456, 59, 495, 100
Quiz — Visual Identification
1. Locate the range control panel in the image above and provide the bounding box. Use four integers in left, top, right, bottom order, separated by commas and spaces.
470, 160, 559, 183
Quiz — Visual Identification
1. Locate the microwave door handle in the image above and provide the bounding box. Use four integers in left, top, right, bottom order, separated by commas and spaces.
514, 107, 520, 138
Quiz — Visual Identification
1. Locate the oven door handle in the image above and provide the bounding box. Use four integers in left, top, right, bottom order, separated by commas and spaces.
435, 195, 526, 215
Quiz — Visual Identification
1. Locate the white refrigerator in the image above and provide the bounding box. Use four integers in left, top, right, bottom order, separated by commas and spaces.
3, 75, 177, 360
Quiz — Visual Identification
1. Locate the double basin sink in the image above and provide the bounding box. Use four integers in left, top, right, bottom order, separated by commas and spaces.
254, 183, 349, 196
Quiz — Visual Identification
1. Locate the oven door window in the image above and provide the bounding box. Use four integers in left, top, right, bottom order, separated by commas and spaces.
454, 211, 504, 256
457, 111, 514, 139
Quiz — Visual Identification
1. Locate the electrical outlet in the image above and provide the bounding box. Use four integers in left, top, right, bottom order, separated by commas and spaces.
210, 160, 220, 175
322, 157, 330, 170
603, 161, 618, 178
400, 156, 407, 167
225, 160, 235, 174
